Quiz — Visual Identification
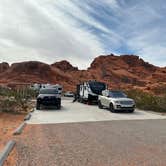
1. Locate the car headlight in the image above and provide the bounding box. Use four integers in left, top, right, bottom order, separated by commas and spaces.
114, 101, 120, 104
131, 100, 135, 104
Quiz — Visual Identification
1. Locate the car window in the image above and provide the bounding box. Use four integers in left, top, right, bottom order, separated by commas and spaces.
39, 89, 58, 94
109, 91, 126, 98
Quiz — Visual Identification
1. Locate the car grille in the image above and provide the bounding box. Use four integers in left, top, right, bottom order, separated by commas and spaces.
44, 96, 56, 100
120, 101, 133, 105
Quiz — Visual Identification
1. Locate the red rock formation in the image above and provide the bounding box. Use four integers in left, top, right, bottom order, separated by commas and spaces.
51, 60, 78, 72
0, 62, 9, 73
0, 54, 165, 94
85, 54, 166, 93
0, 61, 73, 86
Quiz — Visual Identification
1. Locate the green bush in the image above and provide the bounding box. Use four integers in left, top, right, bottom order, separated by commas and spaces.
0, 87, 37, 113
126, 89, 166, 112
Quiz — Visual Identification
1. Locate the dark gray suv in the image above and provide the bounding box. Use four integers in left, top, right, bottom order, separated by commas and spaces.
36, 88, 61, 110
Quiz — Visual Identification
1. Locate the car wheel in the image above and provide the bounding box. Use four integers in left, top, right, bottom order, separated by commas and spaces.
129, 109, 134, 113
57, 99, 61, 109
98, 100, 103, 109
80, 98, 83, 103
57, 105, 61, 110
109, 103, 115, 113
36, 102, 40, 110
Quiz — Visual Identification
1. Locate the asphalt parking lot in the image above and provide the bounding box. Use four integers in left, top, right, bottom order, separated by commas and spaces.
28, 97, 166, 124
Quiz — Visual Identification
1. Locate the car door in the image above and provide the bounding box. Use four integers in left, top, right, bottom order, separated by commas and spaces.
99, 96, 105, 106
102, 96, 108, 106
106, 97, 112, 107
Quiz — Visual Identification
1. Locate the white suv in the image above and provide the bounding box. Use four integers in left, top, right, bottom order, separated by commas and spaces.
98, 90, 135, 113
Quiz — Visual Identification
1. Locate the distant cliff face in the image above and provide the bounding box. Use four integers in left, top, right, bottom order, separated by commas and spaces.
51, 60, 78, 72
0, 54, 166, 94
0, 62, 9, 73
88, 55, 166, 94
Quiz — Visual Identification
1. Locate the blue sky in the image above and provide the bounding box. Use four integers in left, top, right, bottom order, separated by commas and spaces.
0, 0, 165, 69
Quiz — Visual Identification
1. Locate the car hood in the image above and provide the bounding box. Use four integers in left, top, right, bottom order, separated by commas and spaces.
37, 94, 59, 98
111, 98, 134, 102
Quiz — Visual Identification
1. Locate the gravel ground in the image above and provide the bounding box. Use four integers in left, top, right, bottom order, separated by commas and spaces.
14, 119, 166, 166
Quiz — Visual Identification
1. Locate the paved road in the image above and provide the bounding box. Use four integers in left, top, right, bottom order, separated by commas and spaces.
15, 120, 166, 166
28, 98, 166, 124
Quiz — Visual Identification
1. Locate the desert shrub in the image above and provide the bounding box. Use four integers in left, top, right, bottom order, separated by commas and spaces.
152, 84, 166, 95
0, 98, 17, 113
0, 87, 37, 113
155, 95, 166, 112
126, 89, 166, 112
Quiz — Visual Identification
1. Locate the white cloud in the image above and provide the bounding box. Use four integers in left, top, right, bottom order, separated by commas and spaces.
118, 1, 166, 67
0, 0, 105, 69
0, 0, 165, 68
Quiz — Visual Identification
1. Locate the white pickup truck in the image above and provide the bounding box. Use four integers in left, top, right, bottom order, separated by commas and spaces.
98, 90, 135, 113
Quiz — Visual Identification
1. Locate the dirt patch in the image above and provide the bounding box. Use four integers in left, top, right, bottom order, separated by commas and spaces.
3, 148, 18, 166
0, 112, 25, 165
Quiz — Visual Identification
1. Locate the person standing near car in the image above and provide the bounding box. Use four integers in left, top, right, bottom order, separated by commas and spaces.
73, 93, 78, 102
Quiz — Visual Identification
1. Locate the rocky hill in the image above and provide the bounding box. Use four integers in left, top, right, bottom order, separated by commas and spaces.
51, 60, 78, 72
86, 55, 166, 94
0, 54, 166, 94
0, 62, 9, 73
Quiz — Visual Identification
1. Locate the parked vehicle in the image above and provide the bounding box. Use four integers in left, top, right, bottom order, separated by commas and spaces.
30, 83, 42, 91
77, 80, 107, 103
98, 90, 135, 113
41, 84, 63, 94
64, 91, 74, 97
31, 83, 63, 94
36, 88, 61, 110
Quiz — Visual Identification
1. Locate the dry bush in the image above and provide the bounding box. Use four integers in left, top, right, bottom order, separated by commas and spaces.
126, 89, 166, 112
0, 87, 37, 113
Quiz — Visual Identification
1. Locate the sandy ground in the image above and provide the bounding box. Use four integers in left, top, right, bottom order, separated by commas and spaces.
0, 113, 25, 149
0, 112, 25, 166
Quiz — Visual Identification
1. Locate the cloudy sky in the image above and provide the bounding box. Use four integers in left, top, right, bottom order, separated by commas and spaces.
0, 0, 166, 69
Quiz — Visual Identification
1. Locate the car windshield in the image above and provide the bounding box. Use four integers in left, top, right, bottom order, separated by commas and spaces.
109, 91, 127, 98
39, 89, 58, 94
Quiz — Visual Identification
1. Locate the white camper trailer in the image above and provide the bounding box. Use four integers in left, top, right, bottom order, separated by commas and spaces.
77, 80, 107, 103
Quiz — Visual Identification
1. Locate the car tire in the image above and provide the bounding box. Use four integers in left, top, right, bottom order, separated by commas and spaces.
109, 103, 115, 113
77, 97, 80, 102
80, 98, 83, 103
36, 102, 40, 110
57, 105, 61, 110
57, 99, 61, 110
98, 100, 103, 109
129, 109, 134, 113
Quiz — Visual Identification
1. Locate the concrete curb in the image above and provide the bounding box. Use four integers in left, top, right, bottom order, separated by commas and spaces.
24, 113, 31, 121
138, 109, 166, 116
0, 140, 16, 166
13, 122, 26, 135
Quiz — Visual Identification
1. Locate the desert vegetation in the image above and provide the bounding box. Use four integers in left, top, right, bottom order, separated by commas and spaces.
126, 89, 166, 112
0, 86, 37, 113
